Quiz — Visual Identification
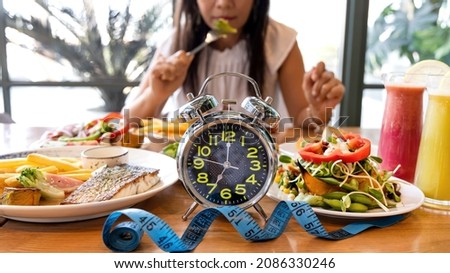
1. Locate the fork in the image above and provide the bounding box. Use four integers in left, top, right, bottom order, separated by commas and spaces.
322, 126, 346, 140
188, 30, 227, 55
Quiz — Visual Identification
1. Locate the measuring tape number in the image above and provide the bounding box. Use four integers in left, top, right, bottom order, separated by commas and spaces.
102, 200, 405, 252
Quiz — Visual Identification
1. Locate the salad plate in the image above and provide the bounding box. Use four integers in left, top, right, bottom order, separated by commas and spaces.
0, 146, 178, 223
278, 142, 300, 158
267, 180, 425, 219
271, 142, 424, 219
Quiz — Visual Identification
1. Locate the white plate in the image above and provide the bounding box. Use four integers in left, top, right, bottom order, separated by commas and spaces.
267, 180, 424, 219
29, 138, 151, 149
270, 143, 424, 219
0, 146, 178, 223
278, 142, 300, 158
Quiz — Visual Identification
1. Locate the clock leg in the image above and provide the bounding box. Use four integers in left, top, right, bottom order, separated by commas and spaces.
182, 202, 199, 221
253, 203, 268, 222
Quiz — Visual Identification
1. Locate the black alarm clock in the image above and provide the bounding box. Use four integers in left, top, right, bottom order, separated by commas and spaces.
175, 72, 280, 221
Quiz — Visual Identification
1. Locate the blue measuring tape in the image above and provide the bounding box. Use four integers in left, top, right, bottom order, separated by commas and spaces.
102, 201, 405, 252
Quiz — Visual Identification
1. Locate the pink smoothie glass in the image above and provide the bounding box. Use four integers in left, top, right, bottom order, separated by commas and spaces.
378, 72, 426, 183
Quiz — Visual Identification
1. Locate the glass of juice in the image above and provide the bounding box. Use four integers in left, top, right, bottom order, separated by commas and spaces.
378, 72, 426, 182
415, 74, 450, 209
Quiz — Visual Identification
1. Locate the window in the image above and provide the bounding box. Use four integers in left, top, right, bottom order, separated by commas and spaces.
361, 0, 398, 128
270, 0, 346, 126
1, 0, 172, 126
2, 0, 448, 128
269, 0, 346, 72
361, 0, 449, 128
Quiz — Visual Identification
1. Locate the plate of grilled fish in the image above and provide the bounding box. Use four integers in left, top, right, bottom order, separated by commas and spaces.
0, 146, 178, 222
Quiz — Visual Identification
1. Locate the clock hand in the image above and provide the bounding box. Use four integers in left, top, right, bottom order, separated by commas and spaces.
212, 143, 235, 185
225, 142, 230, 162
193, 156, 225, 167
194, 156, 239, 170
223, 142, 241, 170
215, 172, 224, 184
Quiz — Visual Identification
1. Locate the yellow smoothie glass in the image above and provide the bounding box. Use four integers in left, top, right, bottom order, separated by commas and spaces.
415, 73, 450, 209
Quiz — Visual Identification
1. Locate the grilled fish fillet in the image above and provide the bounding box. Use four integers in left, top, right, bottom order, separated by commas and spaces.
62, 164, 160, 204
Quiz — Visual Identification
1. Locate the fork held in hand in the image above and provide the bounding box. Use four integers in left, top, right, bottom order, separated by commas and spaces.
188, 30, 227, 55
322, 126, 346, 140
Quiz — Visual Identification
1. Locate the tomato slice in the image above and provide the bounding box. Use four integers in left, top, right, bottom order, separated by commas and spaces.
298, 133, 371, 164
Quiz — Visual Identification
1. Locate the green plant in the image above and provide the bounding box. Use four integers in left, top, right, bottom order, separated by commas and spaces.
5, 0, 171, 111
366, 0, 449, 73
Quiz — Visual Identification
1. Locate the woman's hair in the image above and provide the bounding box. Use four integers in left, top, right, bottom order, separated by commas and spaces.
172, 0, 270, 95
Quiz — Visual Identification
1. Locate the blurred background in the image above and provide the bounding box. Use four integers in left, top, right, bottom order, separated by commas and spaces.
0, 0, 449, 128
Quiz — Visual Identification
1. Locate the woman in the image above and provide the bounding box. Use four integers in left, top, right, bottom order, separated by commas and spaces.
124, 0, 345, 129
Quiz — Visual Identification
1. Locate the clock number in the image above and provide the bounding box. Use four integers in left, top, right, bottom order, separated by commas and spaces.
247, 147, 258, 158
193, 158, 204, 169
209, 134, 219, 146
206, 183, 217, 194
197, 172, 208, 184
246, 174, 257, 185
240, 135, 246, 146
220, 188, 232, 200
222, 131, 235, 142
197, 146, 211, 157
249, 160, 261, 171
235, 184, 246, 195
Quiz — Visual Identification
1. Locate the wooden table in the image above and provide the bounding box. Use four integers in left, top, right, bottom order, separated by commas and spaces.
1, 123, 450, 253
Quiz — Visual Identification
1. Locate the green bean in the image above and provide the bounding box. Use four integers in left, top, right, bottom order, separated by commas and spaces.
368, 188, 384, 201
323, 198, 369, 212
279, 154, 293, 164
319, 177, 358, 191
323, 198, 342, 211
322, 191, 347, 200
303, 195, 326, 207
323, 191, 375, 207
347, 202, 368, 212
349, 193, 374, 206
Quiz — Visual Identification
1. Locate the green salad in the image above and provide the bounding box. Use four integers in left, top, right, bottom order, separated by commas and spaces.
275, 132, 402, 213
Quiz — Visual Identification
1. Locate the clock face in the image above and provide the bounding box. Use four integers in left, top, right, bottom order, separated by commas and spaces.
179, 120, 275, 208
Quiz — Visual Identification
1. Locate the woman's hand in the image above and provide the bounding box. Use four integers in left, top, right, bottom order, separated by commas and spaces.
303, 61, 345, 114
124, 50, 193, 120
150, 50, 194, 97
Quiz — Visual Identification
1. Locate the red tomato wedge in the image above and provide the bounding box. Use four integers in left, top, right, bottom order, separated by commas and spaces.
298, 133, 371, 164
